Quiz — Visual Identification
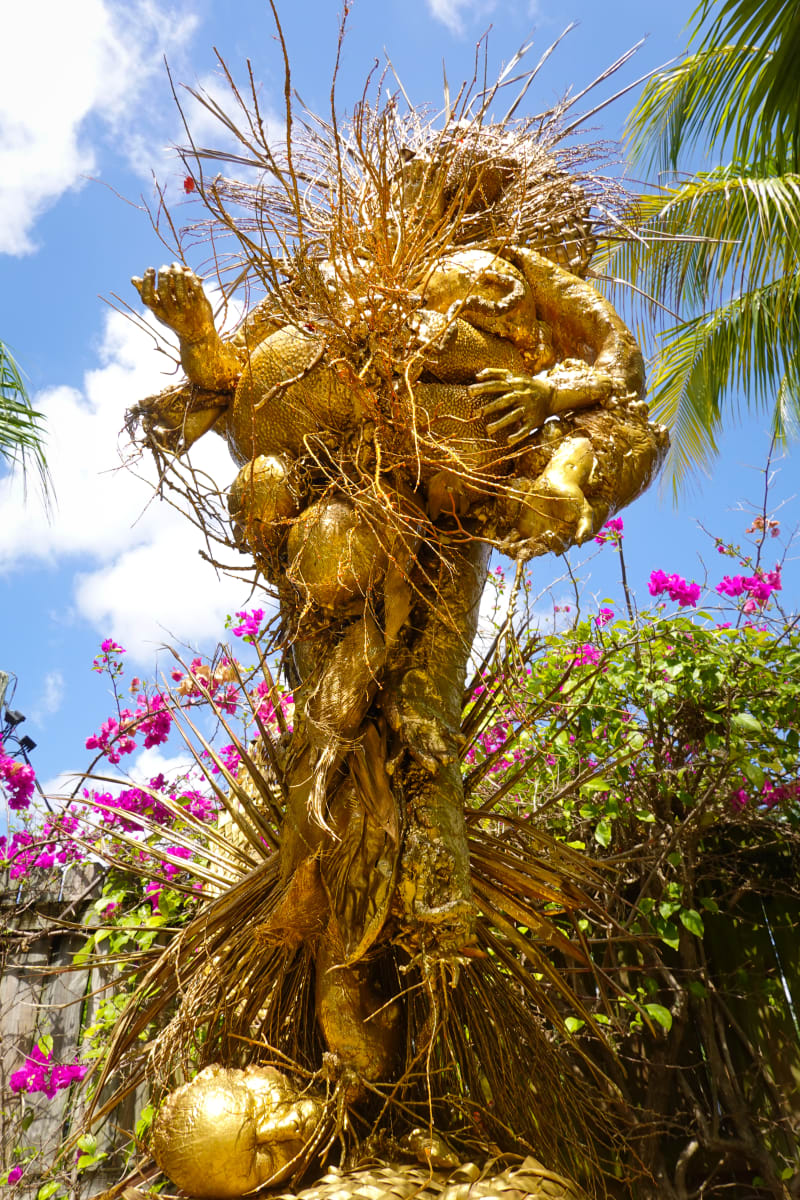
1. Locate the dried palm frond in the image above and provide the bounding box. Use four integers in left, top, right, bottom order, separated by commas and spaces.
69, 641, 638, 1195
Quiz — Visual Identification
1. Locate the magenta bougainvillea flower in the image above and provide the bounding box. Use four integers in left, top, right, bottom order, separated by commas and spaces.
648, 570, 701, 607
594, 518, 624, 546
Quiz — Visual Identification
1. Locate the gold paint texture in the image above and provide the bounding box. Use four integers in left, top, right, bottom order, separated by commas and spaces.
129, 127, 667, 1197
151, 1065, 325, 1198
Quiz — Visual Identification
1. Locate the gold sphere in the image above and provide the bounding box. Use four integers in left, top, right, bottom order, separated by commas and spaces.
151, 1064, 325, 1199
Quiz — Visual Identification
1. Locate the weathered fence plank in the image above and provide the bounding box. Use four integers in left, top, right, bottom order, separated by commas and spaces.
1, 866, 141, 1198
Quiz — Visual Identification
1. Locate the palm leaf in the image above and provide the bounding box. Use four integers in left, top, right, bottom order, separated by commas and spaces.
595, 169, 800, 314
627, 1, 800, 173
0, 341, 52, 504
645, 279, 800, 488
593, 167, 800, 486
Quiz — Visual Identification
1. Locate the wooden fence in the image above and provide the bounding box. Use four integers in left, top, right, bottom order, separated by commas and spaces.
1, 865, 141, 1199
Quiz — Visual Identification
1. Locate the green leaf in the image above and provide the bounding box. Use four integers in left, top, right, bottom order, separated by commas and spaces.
679, 908, 705, 937
732, 712, 764, 737
76, 1153, 107, 1170
580, 777, 612, 795
76, 1135, 97, 1155
135, 1103, 155, 1140
0, 340, 52, 502
644, 1003, 673, 1033
659, 922, 680, 951
659, 900, 680, 920
564, 1017, 585, 1034
741, 760, 765, 789
594, 817, 612, 848
37, 1035, 53, 1057
699, 896, 720, 914
688, 980, 709, 999
37, 1183, 64, 1200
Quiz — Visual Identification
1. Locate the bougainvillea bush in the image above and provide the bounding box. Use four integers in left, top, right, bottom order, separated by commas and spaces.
462, 518, 799, 1197
2, 517, 798, 1198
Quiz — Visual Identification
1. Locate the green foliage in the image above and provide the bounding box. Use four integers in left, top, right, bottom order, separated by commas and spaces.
10, 523, 799, 1198
627, 0, 800, 173
601, 0, 800, 488
0, 340, 52, 503
463, 532, 800, 1192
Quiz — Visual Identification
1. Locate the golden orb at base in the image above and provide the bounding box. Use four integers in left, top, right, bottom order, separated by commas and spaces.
151, 1064, 325, 1199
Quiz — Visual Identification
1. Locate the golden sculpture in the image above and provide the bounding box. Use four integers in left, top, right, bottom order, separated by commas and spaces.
103, 34, 669, 1200
151, 1066, 327, 1198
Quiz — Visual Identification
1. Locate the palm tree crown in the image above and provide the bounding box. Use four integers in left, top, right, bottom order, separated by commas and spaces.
600, 0, 800, 488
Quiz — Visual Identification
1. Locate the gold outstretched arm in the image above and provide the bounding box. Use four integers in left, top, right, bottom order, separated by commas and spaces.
132, 263, 243, 392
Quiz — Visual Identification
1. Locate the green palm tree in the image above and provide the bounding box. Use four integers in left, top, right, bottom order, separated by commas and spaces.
0, 340, 52, 502
598, 0, 800, 489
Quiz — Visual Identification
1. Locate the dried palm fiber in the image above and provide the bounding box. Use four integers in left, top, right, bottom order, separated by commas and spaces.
76, 637, 636, 1197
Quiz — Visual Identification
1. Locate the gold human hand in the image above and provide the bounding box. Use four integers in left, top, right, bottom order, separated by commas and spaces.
132, 263, 242, 391
132, 263, 216, 345
469, 367, 552, 443
497, 437, 598, 558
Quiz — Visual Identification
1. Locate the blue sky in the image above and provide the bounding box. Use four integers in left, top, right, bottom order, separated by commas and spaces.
1, 0, 797, 825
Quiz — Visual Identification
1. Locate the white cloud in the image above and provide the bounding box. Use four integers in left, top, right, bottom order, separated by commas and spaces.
32, 670, 65, 725
0, 0, 197, 255
0, 307, 266, 665
426, 0, 495, 34
73, 523, 251, 660
127, 745, 196, 785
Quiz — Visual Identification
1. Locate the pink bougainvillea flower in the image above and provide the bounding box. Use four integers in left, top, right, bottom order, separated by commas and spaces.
135, 693, 172, 749
716, 567, 781, 607
9, 1046, 87, 1098
85, 716, 136, 764
232, 609, 265, 639
100, 638, 125, 655
594, 518, 624, 546
730, 788, 749, 812
569, 644, 602, 667
648, 570, 701, 607
0, 751, 36, 810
